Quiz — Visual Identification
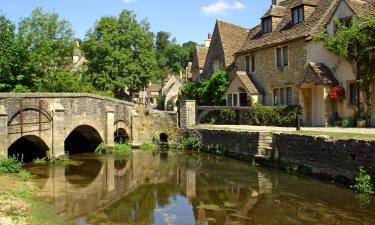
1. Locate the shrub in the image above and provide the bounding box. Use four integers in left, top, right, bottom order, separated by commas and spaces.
144, 108, 151, 116
141, 143, 158, 152
17, 170, 32, 181
246, 104, 302, 127
341, 116, 357, 128
113, 143, 132, 156
200, 109, 239, 124
95, 143, 108, 154
351, 166, 374, 195
180, 137, 202, 151
0, 157, 23, 174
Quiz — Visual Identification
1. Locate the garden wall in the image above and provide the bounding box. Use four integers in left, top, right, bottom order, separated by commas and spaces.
184, 129, 375, 184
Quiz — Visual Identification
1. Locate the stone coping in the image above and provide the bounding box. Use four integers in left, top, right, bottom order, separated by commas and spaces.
0, 93, 134, 106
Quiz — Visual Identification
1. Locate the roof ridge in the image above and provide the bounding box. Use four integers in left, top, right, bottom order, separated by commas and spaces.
216, 19, 249, 31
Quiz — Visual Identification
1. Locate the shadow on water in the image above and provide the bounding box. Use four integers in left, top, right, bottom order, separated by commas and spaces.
26, 150, 375, 225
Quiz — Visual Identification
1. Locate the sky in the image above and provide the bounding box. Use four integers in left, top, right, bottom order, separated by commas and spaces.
0, 0, 270, 44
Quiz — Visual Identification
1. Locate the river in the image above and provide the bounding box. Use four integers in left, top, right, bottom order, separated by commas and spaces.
26, 150, 375, 225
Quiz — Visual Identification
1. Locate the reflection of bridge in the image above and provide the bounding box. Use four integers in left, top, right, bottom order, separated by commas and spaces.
0, 93, 178, 162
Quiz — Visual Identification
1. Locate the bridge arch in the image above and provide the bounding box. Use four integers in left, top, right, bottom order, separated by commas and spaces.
114, 128, 129, 143
65, 125, 103, 155
8, 135, 49, 163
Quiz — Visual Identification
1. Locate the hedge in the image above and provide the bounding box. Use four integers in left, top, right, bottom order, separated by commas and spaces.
245, 104, 302, 127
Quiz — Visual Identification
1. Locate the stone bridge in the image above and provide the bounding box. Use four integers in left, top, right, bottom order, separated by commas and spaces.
0, 93, 178, 162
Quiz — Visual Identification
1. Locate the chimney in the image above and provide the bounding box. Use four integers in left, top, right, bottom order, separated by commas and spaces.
272, 0, 285, 5
204, 33, 212, 48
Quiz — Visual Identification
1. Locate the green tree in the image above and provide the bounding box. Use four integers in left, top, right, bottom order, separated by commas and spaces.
83, 10, 157, 94
0, 15, 24, 91
17, 7, 75, 92
182, 70, 229, 105
318, 17, 375, 125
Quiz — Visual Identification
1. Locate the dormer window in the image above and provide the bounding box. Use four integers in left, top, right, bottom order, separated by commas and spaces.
262, 17, 272, 33
292, 6, 304, 24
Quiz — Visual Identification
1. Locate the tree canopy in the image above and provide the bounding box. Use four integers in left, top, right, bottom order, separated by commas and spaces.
83, 10, 158, 94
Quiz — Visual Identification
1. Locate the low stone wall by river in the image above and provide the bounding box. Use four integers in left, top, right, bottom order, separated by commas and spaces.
183, 129, 375, 185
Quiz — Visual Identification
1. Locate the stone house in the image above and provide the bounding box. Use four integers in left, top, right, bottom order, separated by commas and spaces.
231, 0, 375, 126
191, 46, 209, 82
161, 75, 183, 111
202, 20, 249, 81
146, 83, 162, 108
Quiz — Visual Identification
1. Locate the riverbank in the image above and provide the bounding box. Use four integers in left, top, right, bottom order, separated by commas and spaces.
183, 127, 375, 185
0, 174, 64, 225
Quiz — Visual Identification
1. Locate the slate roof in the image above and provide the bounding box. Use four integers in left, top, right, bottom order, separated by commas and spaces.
261, 5, 287, 19
195, 46, 208, 69
236, 71, 261, 95
216, 20, 249, 68
238, 0, 375, 54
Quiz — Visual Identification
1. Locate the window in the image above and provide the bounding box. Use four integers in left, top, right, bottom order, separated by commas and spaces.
276, 46, 289, 68
286, 87, 292, 105
292, 6, 304, 24
246, 55, 256, 73
273, 89, 279, 106
349, 83, 358, 105
274, 87, 293, 106
227, 94, 233, 106
213, 60, 220, 72
233, 94, 238, 107
262, 17, 272, 33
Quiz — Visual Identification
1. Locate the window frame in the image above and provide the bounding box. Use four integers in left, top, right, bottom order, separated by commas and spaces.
292, 6, 304, 25
262, 17, 272, 33
274, 87, 293, 106
276, 46, 289, 69
246, 54, 256, 73
349, 82, 359, 106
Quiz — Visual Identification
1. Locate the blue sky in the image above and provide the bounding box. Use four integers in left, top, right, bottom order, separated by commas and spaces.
0, 0, 270, 44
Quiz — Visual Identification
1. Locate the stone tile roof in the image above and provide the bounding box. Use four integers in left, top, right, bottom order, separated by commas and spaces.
298, 62, 339, 86
147, 84, 162, 93
236, 71, 261, 95
261, 5, 287, 19
196, 46, 208, 69
216, 20, 249, 67
238, 0, 375, 54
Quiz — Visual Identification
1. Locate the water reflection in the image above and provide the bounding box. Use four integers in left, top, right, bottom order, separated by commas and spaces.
27, 151, 375, 225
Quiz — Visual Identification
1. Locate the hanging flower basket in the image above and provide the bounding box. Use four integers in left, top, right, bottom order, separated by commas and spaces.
328, 86, 345, 102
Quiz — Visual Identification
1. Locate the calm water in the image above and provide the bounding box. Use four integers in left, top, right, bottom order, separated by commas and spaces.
26, 150, 375, 225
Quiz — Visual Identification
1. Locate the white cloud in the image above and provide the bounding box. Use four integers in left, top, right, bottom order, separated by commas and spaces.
123, 0, 136, 3
202, 0, 245, 15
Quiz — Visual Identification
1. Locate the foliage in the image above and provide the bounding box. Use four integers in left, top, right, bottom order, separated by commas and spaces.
0, 157, 23, 174
95, 143, 109, 154
83, 10, 157, 94
200, 109, 239, 124
155, 31, 197, 79
317, 17, 375, 125
351, 166, 374, 195
113, 143, 132, 156
141, 143, 158, 152
180, 137, 202, 151
181, 70, 229, 105
246, 104, 302, 127
207, 144, 225, 155
17, 170, 32, 181
341, 116, 357, 128
144, 108, 151, 116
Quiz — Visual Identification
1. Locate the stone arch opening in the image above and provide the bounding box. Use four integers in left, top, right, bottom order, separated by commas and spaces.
8, 135, 49, 163
65, 158, 103, 188
65, 125, 103, 155
114, 128, 129, 143
160, 133, 168, 143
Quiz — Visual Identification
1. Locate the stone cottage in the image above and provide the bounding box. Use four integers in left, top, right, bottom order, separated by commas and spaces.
161, 75, 183, 111
202, 20, 249, 81
231, 0, 375, 126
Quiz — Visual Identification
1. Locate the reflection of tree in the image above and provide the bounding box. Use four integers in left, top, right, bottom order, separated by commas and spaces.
104, 183, 179, 224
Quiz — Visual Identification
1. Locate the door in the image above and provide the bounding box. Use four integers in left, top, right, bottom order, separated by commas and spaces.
314, 86, 325, 126
301, 88, 312, 126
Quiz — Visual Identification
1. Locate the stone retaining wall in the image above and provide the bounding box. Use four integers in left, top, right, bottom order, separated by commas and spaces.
184, 128, 375, 184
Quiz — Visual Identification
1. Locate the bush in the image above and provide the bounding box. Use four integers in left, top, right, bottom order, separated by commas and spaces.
113, 143, 132, 156
17, 170, 32, 181
95, 143, 108, 154
141, 143, 158, 152
351, 167, 374, 195
342, 117, 357, 128
180, 137, 202, 151
246, 104, 302, 127
0, 157, 23, 174
200, 109, 239, 124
